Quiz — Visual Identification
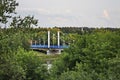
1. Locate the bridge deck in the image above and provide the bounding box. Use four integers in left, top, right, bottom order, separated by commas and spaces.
31, 45, 68, 49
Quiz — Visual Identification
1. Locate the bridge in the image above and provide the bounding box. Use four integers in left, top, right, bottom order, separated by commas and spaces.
31, 45, 68, 49
30, 30, 69, 54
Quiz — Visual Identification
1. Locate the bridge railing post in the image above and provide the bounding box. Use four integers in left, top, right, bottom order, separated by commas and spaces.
39, 39, 41, 45
35, 40, 36, 45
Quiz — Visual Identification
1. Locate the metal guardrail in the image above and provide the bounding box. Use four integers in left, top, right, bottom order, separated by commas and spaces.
31, 45, 69, 49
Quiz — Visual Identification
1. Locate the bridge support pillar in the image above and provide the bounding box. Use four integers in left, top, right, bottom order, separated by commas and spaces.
46, 49, 62, 55
58, 50, 61, 54
47, 50, 50, 55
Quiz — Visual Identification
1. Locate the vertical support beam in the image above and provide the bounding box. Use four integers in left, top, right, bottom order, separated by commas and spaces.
48, 30, 50, 48
57, 31, 60, 46
47, 30, 50, 55
57, 30, 61, 54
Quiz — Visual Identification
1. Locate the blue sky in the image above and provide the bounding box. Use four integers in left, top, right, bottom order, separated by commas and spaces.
16, 0, 120, 28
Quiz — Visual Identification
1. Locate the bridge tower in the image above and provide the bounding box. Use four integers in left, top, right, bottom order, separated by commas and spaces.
57, 30, 61, 54
47, 29, 61, 54
47, 30, 50, 54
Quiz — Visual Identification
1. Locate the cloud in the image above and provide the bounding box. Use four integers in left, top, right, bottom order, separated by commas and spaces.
103, 9, 110, 20
65, 9, 72, 13
17, 7, 72, 16
48, 17, 69, 25
17, 8, 50, 15
17, 8, 35, 11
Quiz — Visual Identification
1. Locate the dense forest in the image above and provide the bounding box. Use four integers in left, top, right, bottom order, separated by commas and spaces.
0, 0, 120, 80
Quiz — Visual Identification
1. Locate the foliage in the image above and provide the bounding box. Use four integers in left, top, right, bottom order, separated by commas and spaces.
0, 48, 49, 80
0, 1, 120, 79
0, 27, 120, 80
10, 16, 38, 28
0, 30, 30, 54
0, 0, 18, 25
0, 53, 26, 80
51, 31, 120, 80
16, 48, 49, 80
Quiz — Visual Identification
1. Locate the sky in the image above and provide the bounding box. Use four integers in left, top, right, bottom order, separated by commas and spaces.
16, 0, 120, 28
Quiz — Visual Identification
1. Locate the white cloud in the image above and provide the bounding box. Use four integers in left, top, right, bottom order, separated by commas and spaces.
37, 8, 51, 14
65, 9, 72, 13
17, 8, 50, 14
17, 7, 73, 16
103, 9, 110, 20
48, 17, 69, 25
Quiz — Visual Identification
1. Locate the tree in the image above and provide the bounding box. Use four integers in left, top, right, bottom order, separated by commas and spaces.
51, 31, 120, 80
16, 48, 49, 80
0, 0, 18, 27
10, 16, 38, 28
0, 52, 26, 80
0, 48, 49, 80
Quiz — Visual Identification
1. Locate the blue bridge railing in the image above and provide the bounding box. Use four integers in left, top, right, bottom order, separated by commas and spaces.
31, 45, 69, 49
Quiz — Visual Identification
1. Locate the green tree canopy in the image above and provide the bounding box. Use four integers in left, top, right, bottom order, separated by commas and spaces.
0, 0, 18, 26
51, 31, 120, 80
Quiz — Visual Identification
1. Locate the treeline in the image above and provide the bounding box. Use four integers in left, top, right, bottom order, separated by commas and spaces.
59, 27, 120, 34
